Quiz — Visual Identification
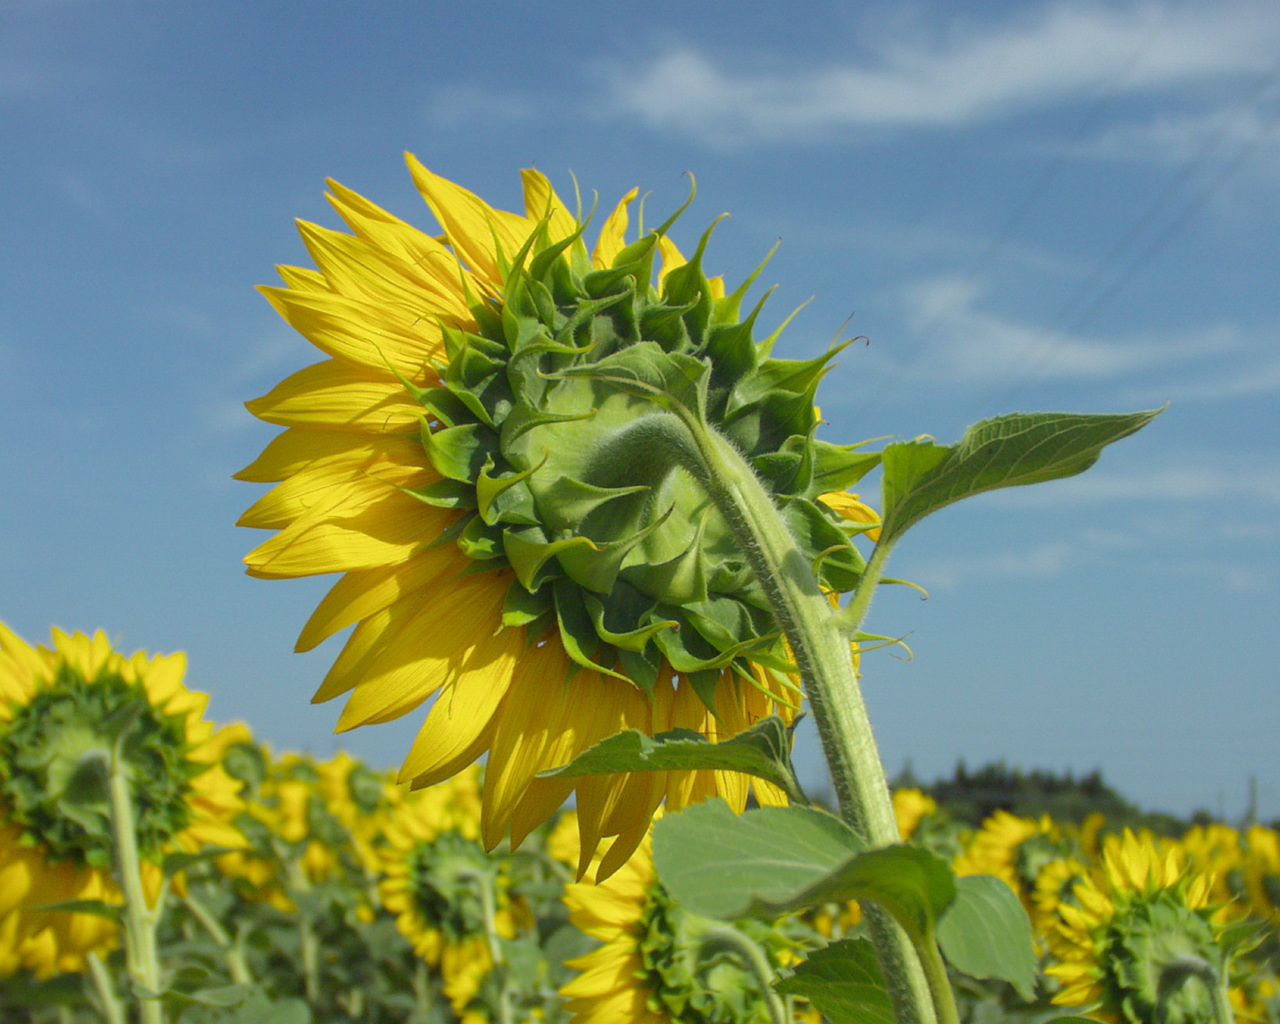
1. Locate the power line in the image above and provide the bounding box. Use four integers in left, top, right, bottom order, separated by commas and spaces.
863, 16, 1168, 418
981, 68, 1280, 411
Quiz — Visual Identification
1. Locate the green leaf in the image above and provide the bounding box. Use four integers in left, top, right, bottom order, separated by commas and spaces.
652, 800, 863, 919
796, 845, 957, 942
879, 409, 1163, 544
775, 939, 896, 1024
936, 875, 1038, 1001
537, 716, 805, 802
654, 802, 957, 941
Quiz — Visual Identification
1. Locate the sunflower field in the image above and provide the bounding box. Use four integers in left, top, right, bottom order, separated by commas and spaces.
3, 162, 1276, 1023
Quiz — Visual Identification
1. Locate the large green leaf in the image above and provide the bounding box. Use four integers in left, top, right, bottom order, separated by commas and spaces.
539, 717, 805, 803
936, 875, 1038, 1001
879, 409, 1162, 544
652, 800, 863, 919
656, 801, 957, 942
775, 939, 896, 1024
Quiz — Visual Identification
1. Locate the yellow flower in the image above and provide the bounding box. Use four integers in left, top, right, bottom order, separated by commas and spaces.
378, 767, 529, 1016
239, 159, 876, 873
561, 824, 804, 1023
955, 810, 1073, 912
0, 624, 244, 977
1242, 825, 1280, 925
1047, 830, 1238, 1023
892, 787, 937, 842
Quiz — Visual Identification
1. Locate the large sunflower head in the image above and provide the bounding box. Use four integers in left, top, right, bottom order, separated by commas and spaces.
1047, 830, 1241, 1023
240, 157, 877, 871
0, 623, 244, 974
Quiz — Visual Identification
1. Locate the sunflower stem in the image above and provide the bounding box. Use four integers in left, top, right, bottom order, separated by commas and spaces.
917, 940, 962, 1024
696, 922, 789, 1024
462, 868, 514, 1024
102, 750, 165, 1024
87, 951, 126, 1024
412, 959, 435, 1023
673, 414, 938, 1024
181, 892, 252, 985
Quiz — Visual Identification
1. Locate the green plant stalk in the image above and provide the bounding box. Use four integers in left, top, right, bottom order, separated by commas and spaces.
462, 868, 513, 1024
1166, 957, 1237, 1024
671, 413, 937, 1024
412, 959, 435, 1024
696, 922, 790, 1024
915, 938, 961, 1024
283, 859, 320, 1004
87, 950, 126, 1024
181, 892, 252, 985
104, 752, 165, 1024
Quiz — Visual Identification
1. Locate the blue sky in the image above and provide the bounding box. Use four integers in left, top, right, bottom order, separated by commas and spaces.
2, 0, 1277, 820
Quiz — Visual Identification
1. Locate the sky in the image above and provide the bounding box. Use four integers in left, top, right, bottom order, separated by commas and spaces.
2, 0, 1277, 822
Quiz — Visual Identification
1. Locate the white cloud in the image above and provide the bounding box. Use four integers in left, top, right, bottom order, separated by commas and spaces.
603, 3, 1280, 145
424, 84, 537, 129
1123, 354, 1280, 402
913, 540, 1074, 590
990, 463, 1280, 507
1075, 104, 1280, 166
885, 275, 1236, 383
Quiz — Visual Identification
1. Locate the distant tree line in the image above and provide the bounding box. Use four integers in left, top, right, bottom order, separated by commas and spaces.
890, 760, 1272, 834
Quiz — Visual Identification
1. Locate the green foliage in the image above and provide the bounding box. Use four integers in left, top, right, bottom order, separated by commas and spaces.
538, 715, 807, 802
878, 409, 1162, 545
775, 939, 895, 1024
935, 876, 1038, 1000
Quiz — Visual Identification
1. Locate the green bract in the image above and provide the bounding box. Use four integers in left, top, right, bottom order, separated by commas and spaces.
0, 665, 198, 867
1101, 895, 1228, 1024
639, 884, 795, 1024
410, 204, 876, 700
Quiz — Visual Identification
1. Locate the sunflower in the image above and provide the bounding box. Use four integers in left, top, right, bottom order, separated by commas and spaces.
561, 825, 808, 1024
1047, 829, 1240, 1023
0, 623, 244, 977
1242, 825, 1280, 927
378, 766, 532, 1016
1176, 824, 1246, 913
892, 787, 937, 842
240, 157, 879, 872
955, 810, 1075, 912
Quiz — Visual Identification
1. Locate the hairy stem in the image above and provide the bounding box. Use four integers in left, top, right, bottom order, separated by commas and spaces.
103, 751, 165, 1024
671, 413, 937, 1024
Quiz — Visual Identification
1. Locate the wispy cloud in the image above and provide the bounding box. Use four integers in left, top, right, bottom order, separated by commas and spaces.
424, 84, 538, 129
914, 540, 1074, 590
1122, 353, 1280, 403
1074, 102, 1280, 166
601, 3, 1280, 146
880, 275, 1236, 383
990, 462, 1280, 507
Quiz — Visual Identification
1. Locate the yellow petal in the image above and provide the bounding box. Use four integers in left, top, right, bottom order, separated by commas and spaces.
520, 169, 578, 244
244, 486, 450, 578
296, 544, 463, 652
245, 359, 423, 432
592, 187, 639, 270
335, 571, 511, 729
258, 284, 446, 380
405, 153, 531, 289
